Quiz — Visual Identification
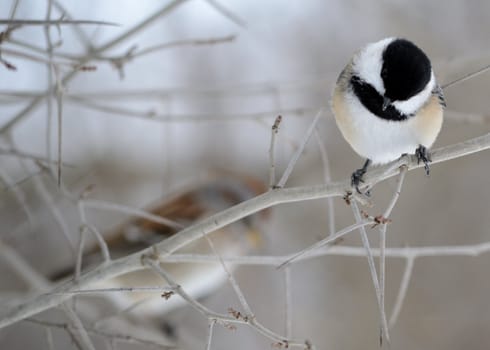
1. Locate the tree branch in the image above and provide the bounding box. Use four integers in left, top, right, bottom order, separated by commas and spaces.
0, 132, 489, 329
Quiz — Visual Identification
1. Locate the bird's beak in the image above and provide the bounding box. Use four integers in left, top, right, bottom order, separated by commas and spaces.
382, 97, 391, 111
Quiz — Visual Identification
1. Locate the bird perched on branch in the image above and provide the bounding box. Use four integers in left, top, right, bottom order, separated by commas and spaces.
332, 37, 445, 193
51, 175, 268, 323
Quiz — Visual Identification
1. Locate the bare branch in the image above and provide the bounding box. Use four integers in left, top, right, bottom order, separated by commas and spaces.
276, 109, 323, 188
0, 133, 488, 329
145, 258, 311, 348
52, 0, 94, 50
0, 0, 190, 134
49, 286, 175, 296
26, 318, 177, 349
0, 19, 118, 26
314, 128, 335, 236
269, 115, 282, 187
284, 267, 293, 338
52, 64, 63, 186
203, 231, 254, 316
66, 96, 317, 123
277, 221, 375, 269
162, 240, 490, 266
204, 0, 247, 28
377, 166, 407, 346
0, 240, 51, 291
351, 201, 390, 345
81, 198, 184, 230
0, 168, 35, 230
77, 200, 111, 263
0, 47, 75, 66
44, 327, 55, 350
205, 319, 216, 350
114, 34, 236, 60
442, 63, 490, 90
95, 0, 189, 53
389, 257, 415, 329
61, 305, 97, 350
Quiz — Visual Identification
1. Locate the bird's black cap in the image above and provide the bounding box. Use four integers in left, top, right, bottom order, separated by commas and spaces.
381, 38, 432, 101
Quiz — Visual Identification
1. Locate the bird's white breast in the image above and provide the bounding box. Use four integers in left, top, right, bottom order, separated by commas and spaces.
332, 88, 439, 165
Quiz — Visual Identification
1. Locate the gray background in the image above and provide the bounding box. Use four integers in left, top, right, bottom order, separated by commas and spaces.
1, 0, 490, 349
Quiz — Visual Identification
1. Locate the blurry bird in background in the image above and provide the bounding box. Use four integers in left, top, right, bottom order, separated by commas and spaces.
51, 174, 268, 327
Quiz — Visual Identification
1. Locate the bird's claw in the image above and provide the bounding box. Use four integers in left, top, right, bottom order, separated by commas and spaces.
351, 169, 370, 196
351, 159, 371, 195
415, 145, 431, 176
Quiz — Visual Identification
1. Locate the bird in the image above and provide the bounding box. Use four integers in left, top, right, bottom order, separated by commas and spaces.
51, 175, 268, 324
331, 37, 446, 193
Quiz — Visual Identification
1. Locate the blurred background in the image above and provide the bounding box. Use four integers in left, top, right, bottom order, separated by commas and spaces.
1, 0, 490, 349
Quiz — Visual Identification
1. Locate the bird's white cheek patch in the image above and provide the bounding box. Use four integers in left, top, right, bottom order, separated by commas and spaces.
393, 71, 435, 115
352, 37, 394, 94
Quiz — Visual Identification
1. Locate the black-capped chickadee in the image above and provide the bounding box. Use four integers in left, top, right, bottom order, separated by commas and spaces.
332, 38, 446, 193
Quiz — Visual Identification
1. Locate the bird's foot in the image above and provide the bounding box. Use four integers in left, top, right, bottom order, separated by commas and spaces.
351, 159, 371, 195
415, 145, 431, 176
351, 169, 366, 194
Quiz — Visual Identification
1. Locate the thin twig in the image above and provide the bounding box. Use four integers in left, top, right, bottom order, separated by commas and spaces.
52, 0, 93, 50
0, 133, 489, 329
442, 63, 490, 90
0, 147, 74, 168
0, 168, 35, 230
269, 115, 282, 188
77, 200, 111, 263
205, 319, 216, 350
0, 0, 190, 135
284, 267, 293, 339
81, 198, 184, 230
27, 318, 177, 349
351, 201, 390, 345
145, 257, 309, 348
1, 140, 76, 252
278, 221, 375, 269
52, 64, 63, 186
314, 128, 335, 236
96, 0, 189, 53
45, 327, 55, 350
204, 0, 247, 28
6, 0, 21, 30
0, 19, 118, 26
382, 166, 407, 218
0, 47, 75, 66
44, 0, 55, 178
377, 165, 407, 346
203, 230, 254, 316
117, 34, 236, 60
161, 241, 490, 265
66, 95, 316, 123
75, 227, 87, 280
389, 256, 415, 329
57, 79, 328, 99
277, 109, 323, 188
0, 240, 51, 291
61, 305, 97, 350
82, 225, 111, 263
49, 286, 176, 296
145, 257, 223, 318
